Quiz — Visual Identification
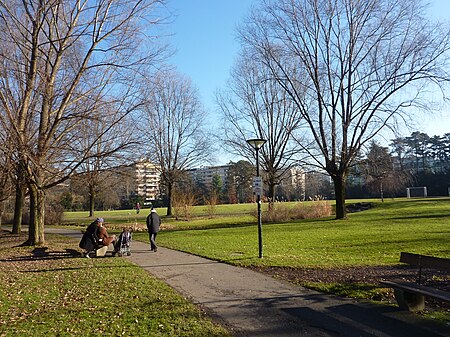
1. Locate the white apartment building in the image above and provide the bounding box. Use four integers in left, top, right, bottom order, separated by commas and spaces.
126, 160, 161, 202
188, 165, 229, 188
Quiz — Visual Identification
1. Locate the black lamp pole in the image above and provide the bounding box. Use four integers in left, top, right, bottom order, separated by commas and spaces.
246, 138, 266, 258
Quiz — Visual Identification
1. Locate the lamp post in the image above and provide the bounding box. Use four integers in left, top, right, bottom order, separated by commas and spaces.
246, 138, 266, 258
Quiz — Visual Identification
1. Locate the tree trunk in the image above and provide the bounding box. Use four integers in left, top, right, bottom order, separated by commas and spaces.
267, 181, 276, 212
166, 183, 173, 216
25, 183, 45, 246
380, 181, 384, 202
12, 180, 25, 234
0, 201, 4, 229
332, 174, 347, 220
89, 184, 95, 217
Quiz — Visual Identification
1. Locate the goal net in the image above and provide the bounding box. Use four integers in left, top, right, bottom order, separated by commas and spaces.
406, 186, 427, 198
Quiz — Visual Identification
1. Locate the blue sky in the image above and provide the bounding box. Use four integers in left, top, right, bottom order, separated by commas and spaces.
166, 0, 450, 154
167, 0, 254, 111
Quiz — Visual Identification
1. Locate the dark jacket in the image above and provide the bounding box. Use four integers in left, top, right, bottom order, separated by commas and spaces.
79, 221, 100, 251
146, 211, 161, 234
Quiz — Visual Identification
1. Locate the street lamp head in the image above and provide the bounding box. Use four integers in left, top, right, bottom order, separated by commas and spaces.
246, 138, 266, 150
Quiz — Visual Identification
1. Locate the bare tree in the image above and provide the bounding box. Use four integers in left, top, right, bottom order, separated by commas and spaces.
362, 141, 394, 201
0, 0, 168, 245
217, 52, 303, 207
74, 99, 140, 217
354, 141, 413, 200
240, 0, 450, 219
0, 117, 14, 228
141, 69, 213, 216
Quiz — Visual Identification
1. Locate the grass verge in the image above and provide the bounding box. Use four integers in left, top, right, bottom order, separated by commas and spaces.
0, 232, 231, 337
132, 198, 450, 322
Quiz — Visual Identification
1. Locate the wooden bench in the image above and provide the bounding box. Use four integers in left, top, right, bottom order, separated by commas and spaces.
381, 252, 450, 312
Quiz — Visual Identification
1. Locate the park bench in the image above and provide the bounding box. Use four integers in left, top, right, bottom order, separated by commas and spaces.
381, 252, 450, 312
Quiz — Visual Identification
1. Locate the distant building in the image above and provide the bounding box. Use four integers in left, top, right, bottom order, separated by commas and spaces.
277, 166, 306, 201
135, 160, 160, 201
187, 164, 306, 201
119, 160, 161, 203
187, 165, 230, 188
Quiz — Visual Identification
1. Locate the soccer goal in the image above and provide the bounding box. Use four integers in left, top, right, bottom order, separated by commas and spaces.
406, 186, 428, 198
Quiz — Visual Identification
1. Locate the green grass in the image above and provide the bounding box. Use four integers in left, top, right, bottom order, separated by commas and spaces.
64, 198, 450, 268
128, 198, 450, 268
62, 201, 334, 230
127, 197, 449, 321
6, 197, 449, 332
61, 198, 450, 318
0, 234, 230, 337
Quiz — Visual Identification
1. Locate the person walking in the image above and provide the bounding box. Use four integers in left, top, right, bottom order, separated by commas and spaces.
136, 202, 141, 214
146, 207, 161, 252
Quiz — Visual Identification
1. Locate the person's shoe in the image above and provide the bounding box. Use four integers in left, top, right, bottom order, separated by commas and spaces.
154, 248, 157, 252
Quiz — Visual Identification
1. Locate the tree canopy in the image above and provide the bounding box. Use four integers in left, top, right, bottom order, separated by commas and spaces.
239, 0, 450, 218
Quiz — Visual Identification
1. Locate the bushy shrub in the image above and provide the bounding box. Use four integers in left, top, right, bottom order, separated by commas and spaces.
290, 200, 332, 219
263, 204, 291, 223
258, 200, 333, 223
172, 192, 196, 220
44, 203, 64, 225
205, 193, 218, 218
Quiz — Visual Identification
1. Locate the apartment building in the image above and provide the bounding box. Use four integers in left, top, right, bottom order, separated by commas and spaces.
187, 165, 230, 188
187, 164, 306, 201
119, 160, 160, 202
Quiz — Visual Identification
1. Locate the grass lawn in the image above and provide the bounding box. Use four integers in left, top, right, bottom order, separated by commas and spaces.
63, 203, 255, 228
129, 198, 450, 268
0, 233, 231, 337
63, 198, 450, 268
60, 198, 450, 320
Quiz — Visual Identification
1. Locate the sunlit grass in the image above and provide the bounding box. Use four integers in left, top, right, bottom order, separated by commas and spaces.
134, 198, 450, 268
0, 234, 230, 337
59, 198, 450, 323
64, 198, 450, 268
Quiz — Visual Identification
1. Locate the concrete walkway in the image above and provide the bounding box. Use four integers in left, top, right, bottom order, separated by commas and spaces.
50, 228, 450, 337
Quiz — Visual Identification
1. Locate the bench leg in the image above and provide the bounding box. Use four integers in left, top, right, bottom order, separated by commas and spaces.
393, 288, 425, 312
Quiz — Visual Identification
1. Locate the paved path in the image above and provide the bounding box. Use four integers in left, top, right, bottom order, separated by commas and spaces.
50, 228, 450, 337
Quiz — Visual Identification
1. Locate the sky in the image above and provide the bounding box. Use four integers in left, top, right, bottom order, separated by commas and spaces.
166, 0, 450, 163
167, 0, 255, 118
166, 0, 255, 164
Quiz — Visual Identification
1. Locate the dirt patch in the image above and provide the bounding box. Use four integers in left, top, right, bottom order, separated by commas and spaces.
251, 264, 430, 285
250, 265, 450, 310
346, 202, 373, 213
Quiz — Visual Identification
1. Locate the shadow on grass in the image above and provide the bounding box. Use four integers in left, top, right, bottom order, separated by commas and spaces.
160, 221, 257, 232
389, 213, 450, 221
20, 264, 137, 273
1, 248, 85, 262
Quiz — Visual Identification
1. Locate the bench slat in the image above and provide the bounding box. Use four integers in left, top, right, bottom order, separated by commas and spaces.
400, 252, 450, 272
381, 280, 450, 302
